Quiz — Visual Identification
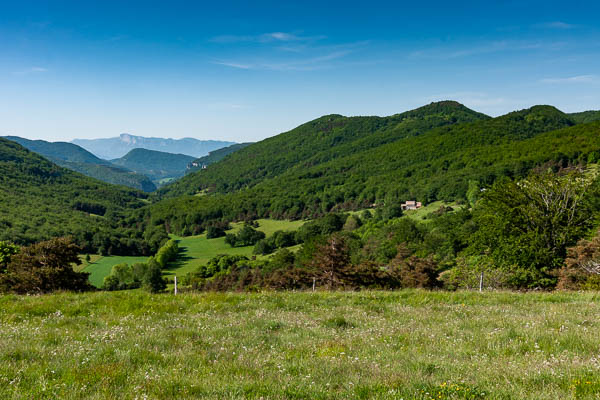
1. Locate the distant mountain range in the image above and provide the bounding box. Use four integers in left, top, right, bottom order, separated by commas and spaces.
72, 134, 235, 160
4, 134, 241, 191
3, 136, 157, 192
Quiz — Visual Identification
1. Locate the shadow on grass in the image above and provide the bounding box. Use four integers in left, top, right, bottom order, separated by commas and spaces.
162, 245, 193, 276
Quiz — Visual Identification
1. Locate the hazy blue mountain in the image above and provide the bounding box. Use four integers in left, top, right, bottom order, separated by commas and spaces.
72, 133, 236, 159
111, 148, 196, 184
3, 136, 157, 192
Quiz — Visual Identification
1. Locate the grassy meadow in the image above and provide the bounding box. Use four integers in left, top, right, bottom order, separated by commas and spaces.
1, 290, 600, 399
81, 219, 307, 287
165, 218, 306, 278
82, 256, 151, 288
403, 201, 459, 221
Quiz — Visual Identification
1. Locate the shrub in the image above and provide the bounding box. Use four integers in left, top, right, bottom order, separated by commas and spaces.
0, 241, 19, 272
390, 245, 440, 289
0, 237, 92, 294
142, 258, 167, 293
225, 224, 265, 247
253, 239, 274, 255
155, 239, 179, 268
206, 226, 226, 239
439, 256, 512, 290
557, 232, 600, 290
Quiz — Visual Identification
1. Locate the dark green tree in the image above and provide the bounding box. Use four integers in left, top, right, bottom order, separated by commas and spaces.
142, 258, 167, 293
0, 237, 92, 294
470, 171, 599, 288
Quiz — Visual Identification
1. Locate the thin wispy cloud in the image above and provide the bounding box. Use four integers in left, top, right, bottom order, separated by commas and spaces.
13, 67, 48, 75
210, 32, 326, 44
212, 38, 367, 72
535, 21, 576, 29
213, 49, 353, 71
213, 61, 253, 69
410, 40, 566, 60
540, 75, 597, 84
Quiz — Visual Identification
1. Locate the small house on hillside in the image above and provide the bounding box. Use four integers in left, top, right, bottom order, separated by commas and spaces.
401, 200, 422, 210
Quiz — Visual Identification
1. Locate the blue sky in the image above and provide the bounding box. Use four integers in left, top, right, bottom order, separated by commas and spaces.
1, 0, 599, 142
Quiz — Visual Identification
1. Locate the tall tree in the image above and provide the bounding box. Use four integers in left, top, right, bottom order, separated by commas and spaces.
470, 170, 599, 287
311, 234, 351, 289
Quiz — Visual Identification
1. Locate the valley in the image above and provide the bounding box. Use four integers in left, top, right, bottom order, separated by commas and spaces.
3, 2, 600, 398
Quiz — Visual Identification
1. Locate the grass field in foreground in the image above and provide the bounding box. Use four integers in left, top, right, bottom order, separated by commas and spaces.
1, 290, 600, 399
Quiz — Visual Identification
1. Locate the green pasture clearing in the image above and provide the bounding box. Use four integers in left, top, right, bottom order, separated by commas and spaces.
82, 255, 149, 288
73, 254, 102, 272
167, 218, 307, 277
229, 218, 306, 236
403, 200, 460, 221
1, 290, 599, 399
156, 177, 176, 187
79, 219, 306, 288
348, 201, 459, 221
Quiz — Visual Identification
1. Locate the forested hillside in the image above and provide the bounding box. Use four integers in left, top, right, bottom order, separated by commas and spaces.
568, 110, 600, 124
186, 142, 253, 173
140, 106, 600, 238
4, 136, 109, 164
157, 101, 489, 198
141, 104, 596, 236
4, 136, 157, 191
111, 148, 195, 183
0, 138, 164, 254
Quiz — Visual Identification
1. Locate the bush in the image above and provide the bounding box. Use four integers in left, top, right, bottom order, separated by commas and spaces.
194, 254, 249, 279
439, 256, 512, 290
557, 232, 600, 290
253, 239, 274, 255
0, 241, 19, 272
225, 224, 265, 247
0, 237, 92, 294
155, 239, 179, 268
142, 258, 167, 293
390, 245, 440, 289
102, 274, 121, 291
206, 226, 226, 239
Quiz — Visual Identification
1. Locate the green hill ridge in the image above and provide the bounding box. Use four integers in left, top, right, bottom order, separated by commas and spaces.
157, 101, 489, 198
0, 138, 148, 247
3, 136, 157, 192
139, 103, 600, 236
